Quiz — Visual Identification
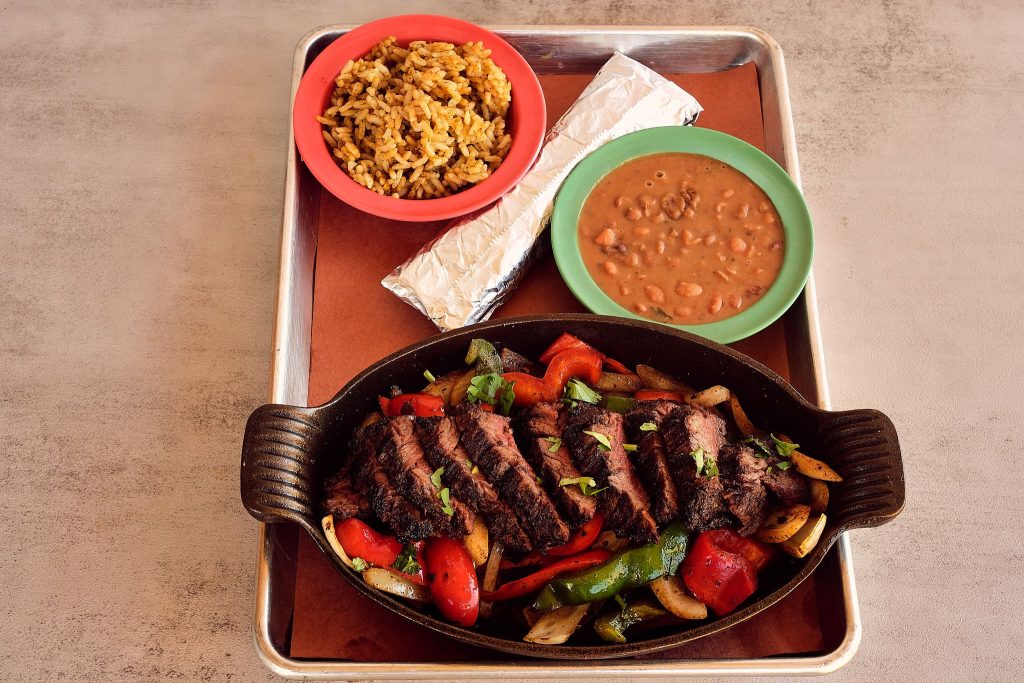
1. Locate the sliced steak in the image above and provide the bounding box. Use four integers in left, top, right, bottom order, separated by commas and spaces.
717, 444, 768, 535
375, 416, 473, 538
515, 402, 598, 528
500, 347, 539, 375
415, 416, 532, 552
563, 404, 658, 543
623, 400, 681, 525
452, 403, 570, 549
660, 404, 732, 531
349, 424, 434, 542
763, 458, 810, 504
320, 462, 370, 521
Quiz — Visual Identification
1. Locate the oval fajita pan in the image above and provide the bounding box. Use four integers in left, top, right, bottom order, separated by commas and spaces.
239, 314, 904, 659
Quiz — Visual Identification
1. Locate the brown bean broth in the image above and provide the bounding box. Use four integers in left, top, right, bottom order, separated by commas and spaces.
577, 153, 785, 325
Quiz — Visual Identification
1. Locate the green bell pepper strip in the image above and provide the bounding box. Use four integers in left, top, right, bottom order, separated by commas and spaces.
593, 598, 668, 643
532, 522, 690, 611
465, 338, 502, 375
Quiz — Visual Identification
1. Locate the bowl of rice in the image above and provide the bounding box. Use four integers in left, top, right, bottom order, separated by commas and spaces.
293, 15, 546, 222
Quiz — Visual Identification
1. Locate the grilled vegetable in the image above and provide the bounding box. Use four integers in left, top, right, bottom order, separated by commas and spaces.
463, 516, 489, 566
650, 575, 708, 620
332, 518, 403, 568
508, 514, 605, 568
422, 370, 466, 403
532, 522, 689, 611
790, 450, 843, 482
603, 394, 638, 414
321, 515, 355, 569
595, 372, 643, 393
634, 389, 685, 402
363, 567, 432, 603
380, 393, 445, 417
465, 338, 502, 375
544, 348, 604, 393
680, 531, 758, 616
523, 604, 590, 644
727, 394, 757, 435
450, 369, 476, 404
808, 479, 830, 514
756, 504, 811, 543
636, 364, 692, 393
424, 537, 479, 627
594, 598, 668, 643
783, 513, 827, 558
484, 549, 612, 602
688, 384, 730, 407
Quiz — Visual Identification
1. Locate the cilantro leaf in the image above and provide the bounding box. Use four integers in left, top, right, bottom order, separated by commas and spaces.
564, 379, 602, 406
438, 487, 454, 517
640, 421, 658, 432
614, 593, 628, 611
691, 447, 705, 474
742, 435, 772, 457
467, 373, 516, 416
430, 466, 445, 489
391, 544, 421, 575
545, 436, 562, 453
690, 447, 719, 477
423, 369, 436, 383
704, 454, 719, 478
558, 476, 607, 496
776, 460, 792, 471
536, 475, 543, 485
351, 557, 369, 572
770, 433, 799, 457
623, 443, 638, 452
583, 430, 612, 451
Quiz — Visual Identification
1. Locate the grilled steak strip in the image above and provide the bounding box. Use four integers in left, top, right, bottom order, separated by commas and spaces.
375, 416, 473, 538
623, 400, 681, 525
515, 402, 598, 528
415, 416, 533, 552
716, 444, 769, 535
350, 423, 434, 541
452, 404, 570, 549
320, 461, 370, 521
660, 404, 732, 532
563, 404, 658, 543
763, 455, 810, 504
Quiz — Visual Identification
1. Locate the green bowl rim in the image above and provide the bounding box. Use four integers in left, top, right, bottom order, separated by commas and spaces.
550, 126, 814, 344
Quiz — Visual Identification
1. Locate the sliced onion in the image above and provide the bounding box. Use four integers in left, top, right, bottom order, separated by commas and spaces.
362, 567, 432, 603
650, 575, 707, 620
523, 604, 590, 644
321, 515, 355, 569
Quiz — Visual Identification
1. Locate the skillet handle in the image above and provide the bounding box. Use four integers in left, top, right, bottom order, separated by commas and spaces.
239, 403, 325, 533
819, 408, 906, 531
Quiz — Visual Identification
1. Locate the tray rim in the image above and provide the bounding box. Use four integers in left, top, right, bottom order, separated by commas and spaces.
251, 22, 861, 679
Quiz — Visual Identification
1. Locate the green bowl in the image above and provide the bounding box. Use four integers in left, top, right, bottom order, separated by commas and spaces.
551, 126, 813, 344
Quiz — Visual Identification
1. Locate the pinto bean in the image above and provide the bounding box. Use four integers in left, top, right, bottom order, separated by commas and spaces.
595, 228, 617, 246
676, 282, 703, 297
709, 294, 723, 314
644, 285, 666, 304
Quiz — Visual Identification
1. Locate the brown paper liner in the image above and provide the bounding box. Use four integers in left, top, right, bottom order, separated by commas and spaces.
289, 62, 823, 661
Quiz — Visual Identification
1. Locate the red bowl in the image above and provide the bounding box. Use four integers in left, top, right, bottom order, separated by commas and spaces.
293, 15, 546, 222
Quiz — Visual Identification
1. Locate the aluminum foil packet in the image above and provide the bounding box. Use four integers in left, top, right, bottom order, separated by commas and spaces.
381, 52, 703, 331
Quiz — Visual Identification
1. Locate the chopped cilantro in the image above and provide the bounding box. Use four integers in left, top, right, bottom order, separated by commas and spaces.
392, 544, 421, 575
536, 474, 543, 485
776, 460, 792, 471
351, 557, 369, 572
623, 443, 638, 452
691, 447, 705, 474
558, 476, 607, 496
470, 465, 480, 475
467, 373, 515, 416
742, 435, 772, 457
438, 487, 454, 517
583, 430, 612, 451
704, 454, 719, 478
564, 379, 602, 406
614, 593, 628, 611
639, 421, 658, 432
430, 466, 445, 489
771, 433, 799, 457
691, 447, 719, 477
545, 436, 562, 453
423, 369, 436, 383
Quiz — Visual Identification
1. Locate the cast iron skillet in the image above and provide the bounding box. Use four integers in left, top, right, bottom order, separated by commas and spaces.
239, 314, 904, 659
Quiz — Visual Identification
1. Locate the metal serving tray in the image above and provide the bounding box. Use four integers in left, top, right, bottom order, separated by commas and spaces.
251, 24, 861, 678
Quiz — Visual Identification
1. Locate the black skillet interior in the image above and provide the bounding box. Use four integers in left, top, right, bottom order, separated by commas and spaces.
240, 314, 904, 659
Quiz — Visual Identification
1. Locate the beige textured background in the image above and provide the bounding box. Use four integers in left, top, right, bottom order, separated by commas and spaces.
1, 1, 1021, 681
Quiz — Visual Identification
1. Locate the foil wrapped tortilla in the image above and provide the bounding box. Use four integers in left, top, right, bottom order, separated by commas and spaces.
381, 52, 703, 331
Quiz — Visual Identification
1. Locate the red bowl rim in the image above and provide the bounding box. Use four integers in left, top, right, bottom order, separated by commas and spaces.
293, 15, 546, 222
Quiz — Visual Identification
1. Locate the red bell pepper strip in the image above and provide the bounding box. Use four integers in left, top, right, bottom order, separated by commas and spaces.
501, 514, 605, 568
539, 332, 596, 364
424, 537, 479, 626
703, 529, 774, 572
383, 540, 429, 585
502, 371, 556, 407
382, 393, 445, 417
680, 531, 758, 616
334, 518, 403, 568
483, 549, 613, 601
543, 348, 604, 391
634, 389, 686, 402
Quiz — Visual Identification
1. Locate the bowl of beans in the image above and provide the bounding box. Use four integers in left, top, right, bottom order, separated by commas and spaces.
550, 126, 813, 344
